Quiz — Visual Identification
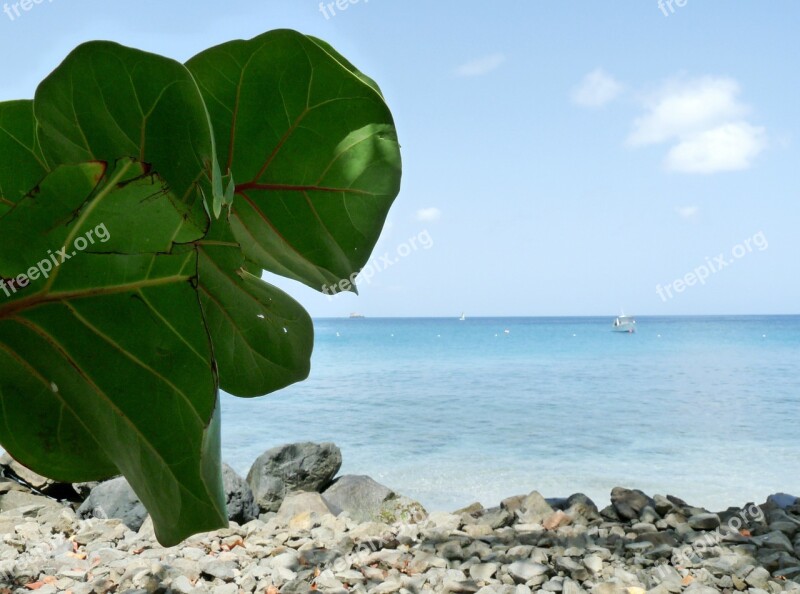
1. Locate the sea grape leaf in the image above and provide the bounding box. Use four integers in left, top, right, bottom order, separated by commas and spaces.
0, 160, 226, 546
197, 219, 313, 397
0, 30, 403, 545
186, 29, 402, 294
0, 100, 49, 216
33, 41, 215, 222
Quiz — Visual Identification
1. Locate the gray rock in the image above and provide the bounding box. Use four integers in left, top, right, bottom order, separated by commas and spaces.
682, 585, 719, 594
0, 489, 63, 514
745, 566, 771, 589
518, 491, 554, 524
322, 475, 394, 522
583, 555, 603, 574
775, 567, 800, 581
653, 494, 679, 516
170, 575, 195, 594
688, 512, 721, 530
610, 487, 652, 521
481, 506, 513, 529
222, 463, 258, 524
246, 442, 342, 512
378, 495, 428, 524
768, 493, 799, 510
200, 559, 237, 581
751, 530, 795, 553
501, 493, 527, 514
77, 476, 147, 531
469, 563, 499, 582
276, 491, 335, 524
507, 561, 549, 583
566, 493, 599, 513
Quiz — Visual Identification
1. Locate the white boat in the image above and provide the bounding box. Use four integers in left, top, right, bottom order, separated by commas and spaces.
459, 312, 466, 321
612, 314, 636, 333
349, 312, 365, 319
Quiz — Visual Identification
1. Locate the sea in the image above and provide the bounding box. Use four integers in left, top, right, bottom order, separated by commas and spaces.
220, 316, 800, 513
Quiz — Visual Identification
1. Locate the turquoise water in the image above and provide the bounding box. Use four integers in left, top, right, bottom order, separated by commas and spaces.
221, 316, 800, 512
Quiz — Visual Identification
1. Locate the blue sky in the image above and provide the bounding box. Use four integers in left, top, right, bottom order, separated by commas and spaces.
2, 1, 798, 317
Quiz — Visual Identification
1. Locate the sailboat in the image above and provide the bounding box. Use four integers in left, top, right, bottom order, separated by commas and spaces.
459, 312, 466, 321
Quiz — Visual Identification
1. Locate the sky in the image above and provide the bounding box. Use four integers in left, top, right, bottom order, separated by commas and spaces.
1, 1, 798, 317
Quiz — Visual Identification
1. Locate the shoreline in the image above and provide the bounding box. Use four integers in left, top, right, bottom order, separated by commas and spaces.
2, 444, 799, 593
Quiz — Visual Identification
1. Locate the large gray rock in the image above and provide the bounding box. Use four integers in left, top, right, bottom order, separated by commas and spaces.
222, 463, 258, 524
768, 493, 798, 510
275, 491, 335, 525
565, 492, 601, 524
77, 476, 147, 531
611, 487, 653, 521
246, 442, 342, 512
322, 475, 427, 524
517, 490, 554, 525
322, 475, 392, 520
688, 512, 721, 531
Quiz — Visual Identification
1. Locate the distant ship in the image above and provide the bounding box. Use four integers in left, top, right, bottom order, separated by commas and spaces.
612, 313, 636, 333
349, 312, 365, 319
459, 312, 466, 321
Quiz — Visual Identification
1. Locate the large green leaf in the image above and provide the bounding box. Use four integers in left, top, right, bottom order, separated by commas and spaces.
34, 41, 215, 217
0, 100, 49, 216
0, 159, 226, 546
197, 219, 313, 397
0, 31, 403, 545
186, 30, 402, 293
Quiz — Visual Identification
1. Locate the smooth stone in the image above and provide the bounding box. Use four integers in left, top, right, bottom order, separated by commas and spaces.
481, 507, 514, 529
517, 491, 554, 525
768, 493, 799, 510
222, 463, 259, 524
275, 491, 335, 525
507, 561, 549, 583
745, 566, 771, 589
76, 477, 147, 531
469, 562, 499, 582
610, 487, 653, 522
583, 555, 603, 574
688, 513, 721, 531
750, 530, 795, 553
427, 511, 463, 531
378, 495, 428, 524
322, 475, 393, 521
246, 442, 342, 513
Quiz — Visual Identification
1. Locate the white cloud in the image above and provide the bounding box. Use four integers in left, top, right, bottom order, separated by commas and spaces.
628, 76, 766, 174
628, 77, 747, 146
455, 53, 505, 78
676, 205, 700, 220
416, 207, 441, 222
571, 68, 623, 108
665, 122, 767, 173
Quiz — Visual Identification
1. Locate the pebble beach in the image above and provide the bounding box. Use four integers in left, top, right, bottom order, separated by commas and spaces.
1, 443, 799, 594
